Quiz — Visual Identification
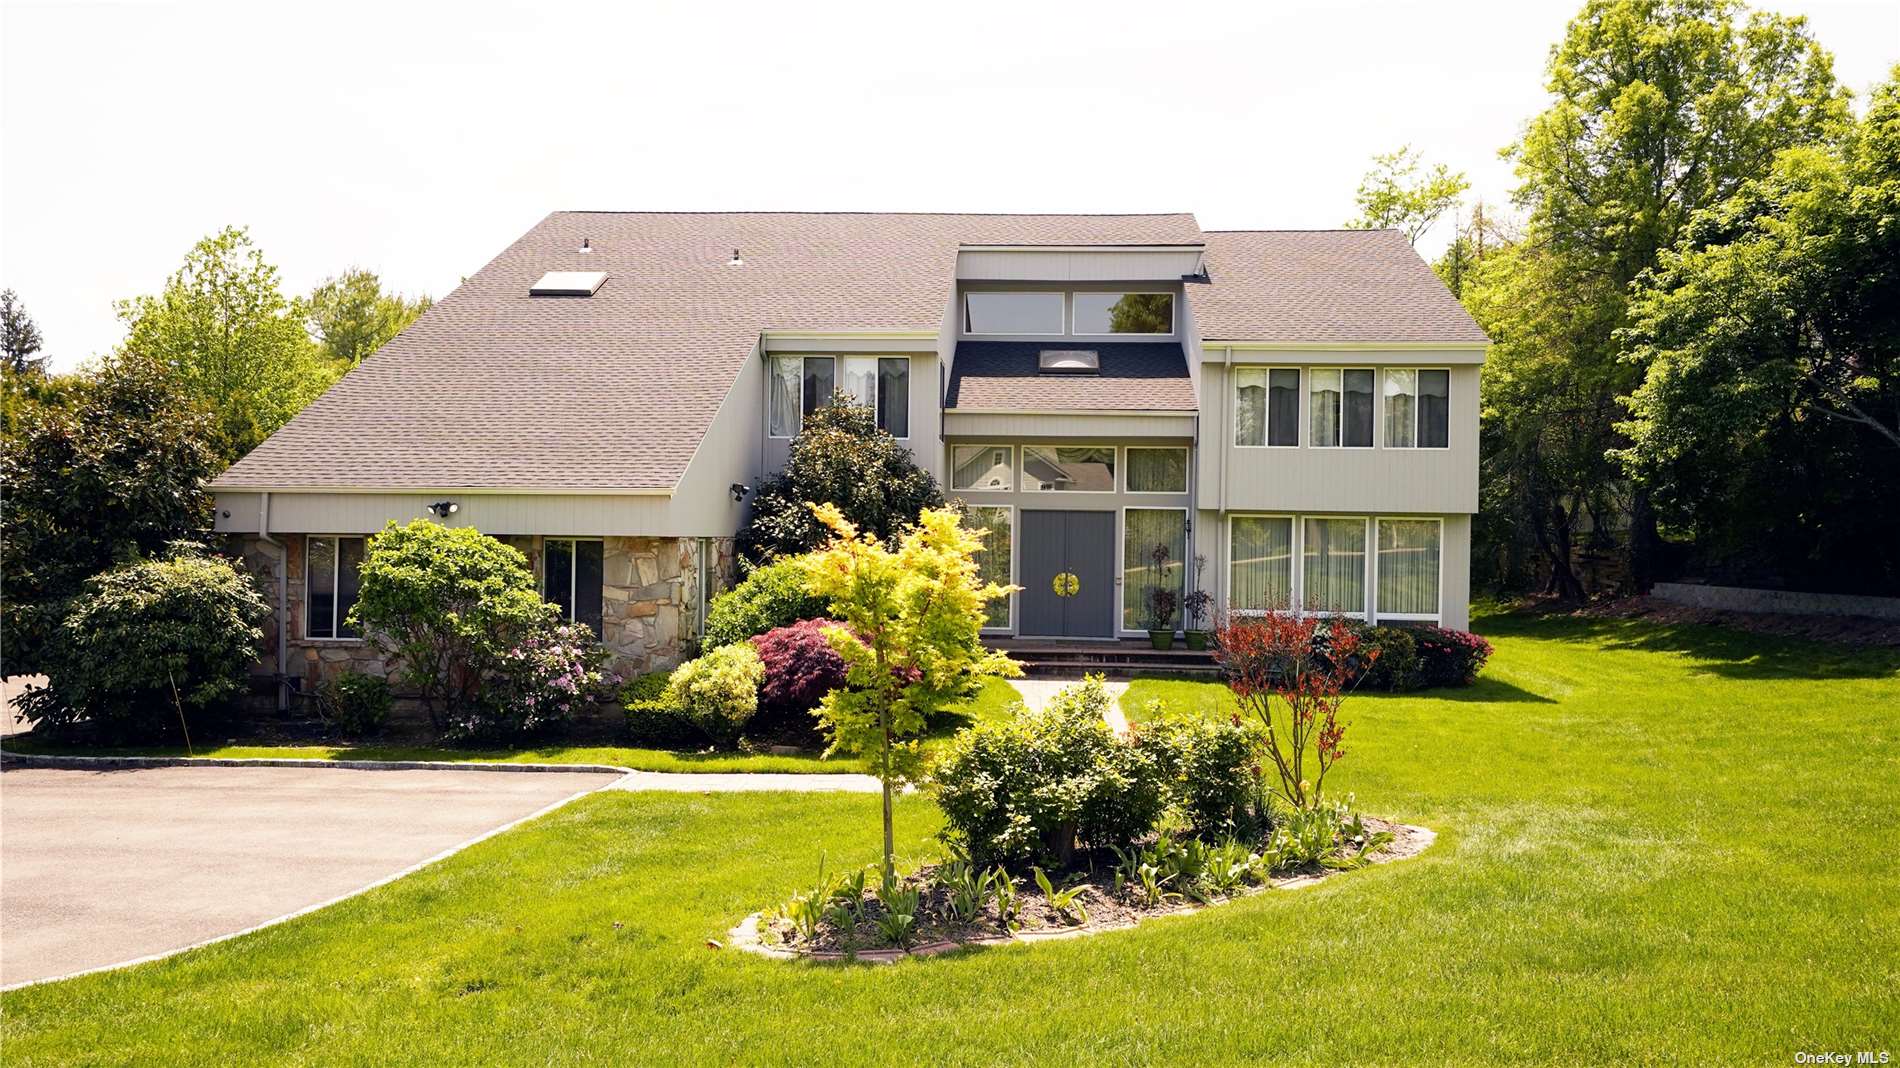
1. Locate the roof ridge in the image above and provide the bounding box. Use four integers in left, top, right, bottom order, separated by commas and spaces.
1203, 227, 1402, 234
550, 209, 1200, 218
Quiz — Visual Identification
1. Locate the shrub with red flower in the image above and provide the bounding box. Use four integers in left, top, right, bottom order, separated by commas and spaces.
1413, 626, 1493, 688
453, 621, 620, 741
1213, 613, 1377, 811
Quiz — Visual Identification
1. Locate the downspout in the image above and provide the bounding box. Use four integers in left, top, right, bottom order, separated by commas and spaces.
257, 492, 289, 713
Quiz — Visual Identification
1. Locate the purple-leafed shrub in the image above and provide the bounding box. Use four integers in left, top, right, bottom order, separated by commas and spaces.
1412, 626, 1494, 688
751, 618, 851, 716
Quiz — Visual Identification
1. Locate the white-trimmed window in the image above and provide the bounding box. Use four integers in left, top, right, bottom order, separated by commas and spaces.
1376, 518, 1442, 619
1123, 507, 1187, 631
1234, 367, 1300, 447
1072, 292, 1174, 335
1302, 516, 1369, 617
306, 536, 365, 640
964, 291, 1065, 335
964, 504, 1014, 630
1384, 368, 1450, 449
1124, 446, 1188, 493
951, 445, 1014, 491
1228, 516, 1294, 614
1311, 368, 1375, 448
1022, 446, 1116, 492
770, 355, 908, 438
544, 539, 604, 637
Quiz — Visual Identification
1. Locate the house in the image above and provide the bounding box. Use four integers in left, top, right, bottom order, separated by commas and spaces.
209, 211, 1487, 697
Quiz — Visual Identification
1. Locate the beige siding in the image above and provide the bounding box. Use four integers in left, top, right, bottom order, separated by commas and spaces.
944, 412, 1195, 439
956, 249, 1204, 282
1198, 361, 1480, 514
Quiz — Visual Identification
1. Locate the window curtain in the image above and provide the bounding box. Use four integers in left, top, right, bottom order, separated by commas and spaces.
801, 356, 835, 415
1419, 369, 1450, 448
1384, 368, 1417, 448
968, 506, 1013, 628
769, 357, 800, 436
877, 358, 909, 437
1377, 520, 1440, 617
1302, 517, 1367, 615
1268, 369, 1300, 445
1234, 368, 1267, 446
1229, 516, 1293, 613
1342, 369, 1374, 447
841, 357, 878, 410
1310, 369, 1341, 446
1126, 448, 1187, 493
1123, 509, 1186, 630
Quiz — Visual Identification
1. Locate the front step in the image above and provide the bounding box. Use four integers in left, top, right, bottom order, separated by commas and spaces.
986, 639, 1221, 680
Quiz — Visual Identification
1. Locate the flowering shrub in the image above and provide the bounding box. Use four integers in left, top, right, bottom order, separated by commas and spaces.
1413, 626, 1494, 687
663, 642, 765, 746
1214, 613, 1376, 811
751, 618, 850, 717
451, 621, 619, 741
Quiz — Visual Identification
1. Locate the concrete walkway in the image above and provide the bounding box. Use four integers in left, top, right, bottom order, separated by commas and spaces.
1007, 678, 1132, 737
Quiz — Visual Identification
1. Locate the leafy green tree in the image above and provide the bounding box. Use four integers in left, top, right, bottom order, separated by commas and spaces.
0, 356, 220, 673
116, 226, 339, 462
1614, 68, 1900, 592
797, 504, 1019, 888
1, 289, 45, 374
1432, 200, 1515, 300
15, 546, 269, 743
736, 396, 945, 566
306, 269, 432, 366
348, 520, 556, 729
1345, 145, 1470, 244
1468, 0, 1848, 595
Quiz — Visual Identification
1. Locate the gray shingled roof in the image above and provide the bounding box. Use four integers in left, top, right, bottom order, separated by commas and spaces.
1188, 230, 1489, 344
946, 342, 1196, 412
213, 213, 1482, 493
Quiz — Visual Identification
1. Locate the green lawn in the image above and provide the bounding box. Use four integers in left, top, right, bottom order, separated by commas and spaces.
2, 677, 1024, 775
5, 612, 1897, 1064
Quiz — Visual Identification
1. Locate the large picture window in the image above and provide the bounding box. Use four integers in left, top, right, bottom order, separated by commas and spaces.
964, 291, 1065, 335
1384, 368, 1450, 449
965, 505, 1014, 629
1302, 517, 1368, 617
1235, 367, 1300, 447
1124, 447, 1188, 493
1123, 508, 1186, 631
951, 445, 1014, 491
1072, 292, 1174, 335
1377, 519, 1441, 618
1022, 446, 1116, 492
1229, 516, 1294, 614
770, 355, 907, 437
1311, 368, 1374, 448
306, 536, 365, 639
544, 539, 605, 637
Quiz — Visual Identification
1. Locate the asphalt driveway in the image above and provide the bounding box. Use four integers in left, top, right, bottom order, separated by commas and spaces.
0, 763, 619, 987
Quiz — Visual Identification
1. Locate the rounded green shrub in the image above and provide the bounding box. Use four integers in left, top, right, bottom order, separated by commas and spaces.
16, 546, 269, 742
1138, 713, 1265, 838
662, 642, 765, 746
701, 559, 827, 649
319, 670, 392, 736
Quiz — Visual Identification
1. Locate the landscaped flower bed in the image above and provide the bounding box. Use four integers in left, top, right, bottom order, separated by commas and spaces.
733, 812, 1434, 962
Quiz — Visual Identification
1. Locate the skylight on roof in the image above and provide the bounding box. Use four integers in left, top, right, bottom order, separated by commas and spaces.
529, 271, 607, 297
1039, 349, 1099, 374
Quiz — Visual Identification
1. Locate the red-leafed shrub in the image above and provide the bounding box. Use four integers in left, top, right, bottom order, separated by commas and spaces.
1413, 626, 1493, 688
751, 618, 851, 718
1213, 613, 1376, 811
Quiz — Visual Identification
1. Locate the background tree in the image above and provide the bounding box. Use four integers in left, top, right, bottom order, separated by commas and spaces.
116, 226, 339, 462
1344, 145, 1469, 244
1466, 0, 1848, 596
1432, 200, 1515, 300
736, 397, 945, 566
798, 504, 1019, 888
1, 289, 46, 374
1614, 67, 1900, 593
0, 356, 220, 673
306, 269, 433, 366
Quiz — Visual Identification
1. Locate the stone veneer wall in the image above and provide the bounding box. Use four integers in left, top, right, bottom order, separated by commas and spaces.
230, 532, 737, 702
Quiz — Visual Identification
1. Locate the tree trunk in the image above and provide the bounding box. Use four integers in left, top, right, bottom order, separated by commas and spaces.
1628, 488, 1659, 593
880, 707, 895, 891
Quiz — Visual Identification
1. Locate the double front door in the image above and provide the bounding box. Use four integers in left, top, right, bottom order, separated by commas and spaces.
1018, 510, 1115, 638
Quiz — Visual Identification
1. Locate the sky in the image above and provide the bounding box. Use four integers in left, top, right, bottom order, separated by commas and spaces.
3, 0, 1896, 372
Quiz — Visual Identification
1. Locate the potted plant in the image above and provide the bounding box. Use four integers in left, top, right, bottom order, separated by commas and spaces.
1145, 542, 1177, 650
1182, 554, 1213, 651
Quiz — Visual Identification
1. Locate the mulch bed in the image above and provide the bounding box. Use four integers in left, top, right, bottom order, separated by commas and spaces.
1578, 595, 1900, 648
727, 817, 1435, 964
